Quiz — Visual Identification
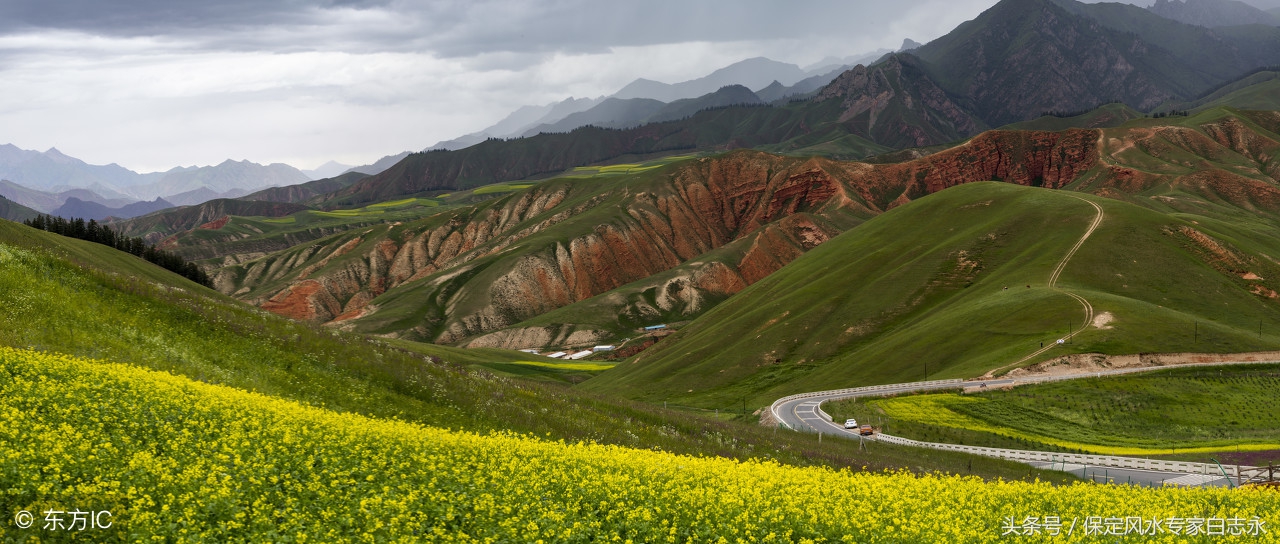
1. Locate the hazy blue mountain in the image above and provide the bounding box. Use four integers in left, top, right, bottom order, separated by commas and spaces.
303, 161, 354, 180
800, 49, 892, 75
52, 196, 174, 221
0, 179, 136, 213
0, 145, 141, 194
130, 160, 308, 199
898, 38, 923, 51
613, 57, 806, 102
344, 152, 412, 176
522, 98, 667, 136
0, 144, 321, 203
163, 187, 254, 207
428, 96, 604, 150
1148, 0, 1280, 27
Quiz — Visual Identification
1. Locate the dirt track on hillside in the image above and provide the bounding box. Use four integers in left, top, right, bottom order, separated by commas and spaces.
1000, 350, 1280, 379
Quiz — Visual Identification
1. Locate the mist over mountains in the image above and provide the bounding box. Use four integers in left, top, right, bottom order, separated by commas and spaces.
425, 55, 885, 151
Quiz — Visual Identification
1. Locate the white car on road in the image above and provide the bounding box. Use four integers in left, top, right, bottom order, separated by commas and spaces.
844, 418, 858, 429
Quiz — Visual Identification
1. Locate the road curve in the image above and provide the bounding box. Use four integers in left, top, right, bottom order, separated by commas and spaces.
769, 359, 1278, 484
767, 194, 1273, 483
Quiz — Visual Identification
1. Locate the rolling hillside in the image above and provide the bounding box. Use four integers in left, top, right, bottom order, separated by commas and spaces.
207, 124, 1103, 347
0, 217, 1062, 485
581, 182, 1280, 408
151, 108, 1278, 358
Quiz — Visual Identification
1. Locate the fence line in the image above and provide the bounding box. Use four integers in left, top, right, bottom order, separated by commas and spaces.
874, 433, 1254, 478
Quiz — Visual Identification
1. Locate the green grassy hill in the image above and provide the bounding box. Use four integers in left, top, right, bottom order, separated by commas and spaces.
0, 218, 1062, 482
582, 182, 1280, 408
1002, 103, 1145, 131
1172, 71, 1280, 113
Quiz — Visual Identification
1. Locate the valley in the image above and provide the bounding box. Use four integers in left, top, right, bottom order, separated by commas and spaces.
7, 0, 1280, 539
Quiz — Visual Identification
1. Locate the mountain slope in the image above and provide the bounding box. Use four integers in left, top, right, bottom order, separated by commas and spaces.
1050, 0, 1280, 80
215, 125, 1104, 346
914, 0, 1198, 125
214, 152, 876, 342
0, 195, 38, 222
240, 171, 370, 204
582, 182, 1280, 407
813, 55, 984, 149
522, 97, 667, 135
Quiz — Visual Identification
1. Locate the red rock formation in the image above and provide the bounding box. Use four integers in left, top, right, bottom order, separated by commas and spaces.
198, 216, 231, 230
236, 113, 1280, 344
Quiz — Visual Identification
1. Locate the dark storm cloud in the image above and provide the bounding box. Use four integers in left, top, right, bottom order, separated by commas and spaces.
0, 0, 387, 35
0, 0, 1001, 56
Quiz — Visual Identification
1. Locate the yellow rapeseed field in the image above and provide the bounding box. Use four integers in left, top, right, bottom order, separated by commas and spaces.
1, 346, 1275, 542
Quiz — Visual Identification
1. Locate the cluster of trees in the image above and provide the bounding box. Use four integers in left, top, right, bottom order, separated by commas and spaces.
1039, 100, 1124, 118
23, 214, 212, 288
1150, 110, 1189, 118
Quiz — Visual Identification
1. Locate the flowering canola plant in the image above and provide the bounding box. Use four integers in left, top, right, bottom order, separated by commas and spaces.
1, 346, 1276, 542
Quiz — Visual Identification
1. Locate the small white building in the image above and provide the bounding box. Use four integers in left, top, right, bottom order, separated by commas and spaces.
565, 350, 594, 360
518, 349, 540, 354
545, 352, 567, 359
592, 345, 615, 352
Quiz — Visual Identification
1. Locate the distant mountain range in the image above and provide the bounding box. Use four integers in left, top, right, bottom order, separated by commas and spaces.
51, 197, 175, 222
425, 54, 891, 151
0, 145, 308, 201
294, 0, 1280, 210
0, 145, 411, 218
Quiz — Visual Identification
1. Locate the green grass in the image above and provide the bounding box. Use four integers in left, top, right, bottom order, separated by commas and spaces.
583, 182, 1280, 409
1001, 103, 1145, 131
827, 364, 1280, 457
472, 182, 536, 195
1164, 71, 1280, 113
0, 218, 1069, 482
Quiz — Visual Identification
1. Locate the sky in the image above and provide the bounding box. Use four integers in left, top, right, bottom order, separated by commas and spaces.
0, 0, 1253, 173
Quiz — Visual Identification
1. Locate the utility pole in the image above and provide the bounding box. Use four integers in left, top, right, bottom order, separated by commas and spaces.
1194, 322, 1198, 344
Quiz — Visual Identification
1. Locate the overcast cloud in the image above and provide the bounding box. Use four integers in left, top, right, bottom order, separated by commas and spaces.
0, 0, 1213, 172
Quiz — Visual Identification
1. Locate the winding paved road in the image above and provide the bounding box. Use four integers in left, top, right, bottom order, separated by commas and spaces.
768, 194, 1274, 486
